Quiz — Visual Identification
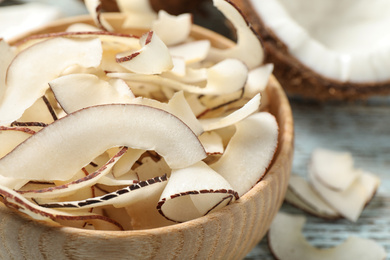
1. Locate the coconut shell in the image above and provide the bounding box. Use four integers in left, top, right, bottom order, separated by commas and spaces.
231, 0, 390, 100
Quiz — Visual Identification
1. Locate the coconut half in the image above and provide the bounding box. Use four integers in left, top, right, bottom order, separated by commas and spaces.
234, 0, 390, 99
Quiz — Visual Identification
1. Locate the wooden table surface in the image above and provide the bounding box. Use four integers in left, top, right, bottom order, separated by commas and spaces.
2, 1, 390, 259
246, 97, 390, 259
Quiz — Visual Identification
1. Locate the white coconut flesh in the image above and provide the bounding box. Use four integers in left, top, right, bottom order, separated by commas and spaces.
169, 40, 211, 64
151, 10, 192, 46
0, 104, 207, 181
284, 189, 340, 219
0, 39, 15, 102
308, 148, 380, 222
309, 165, 380, 222
116, 0, 157, 29
210, 0, 264, 69
16, 147, 128, 199
36, 175, 168, 210
15, 96, 57, 126
198, 131, 224, 155
0, 128, 32, 190
84, 0, 114, 32
157, 161, 238, 223
0, 37, 103, 125
250, 0, 390, 83
211, 112, 278, 196
0, 184, 124, 231
286, 174, 340, 218
268, 212, 386, 260
49, 74, 134, 114
116, 31, 174, 74
108, 58, 248, 96
0, 0, 279, 229
310, 148, 358, 191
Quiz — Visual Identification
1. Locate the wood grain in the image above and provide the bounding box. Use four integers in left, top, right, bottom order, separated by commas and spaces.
0, 14, 294, 259
246, 97, 390, 259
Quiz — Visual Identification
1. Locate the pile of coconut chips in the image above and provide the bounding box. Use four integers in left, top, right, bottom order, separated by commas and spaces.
0, 0, 278, 231
269, 148, 385, 260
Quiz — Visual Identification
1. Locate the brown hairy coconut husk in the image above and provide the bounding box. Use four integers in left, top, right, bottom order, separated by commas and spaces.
231, 0, 390, 101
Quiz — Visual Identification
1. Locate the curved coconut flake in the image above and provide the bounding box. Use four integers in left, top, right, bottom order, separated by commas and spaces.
163, 65, 208, 84
124, 92, 203, 136
0, 128, 33, 159
49, 74, 135, 114
0, 184, 123, 231
211, 112, 278, 196
117, 0, 157, 29
309, 166, 380, 222
200, 93, 260, 131
198, 131, 224, 155
116, 31, 173, 75
0, 37, 103, 125
152, 10, 192, 46
125, 186, 174, 230
14, 31, 140, 53
66, 23, 101, 32
208, 0, 264, 69
197, 90, 244, 115
311, 148, 359, 191
98, 171, 138, 186
244, 64, 274, 98
133, 157, 171, 181
169, 40, 211, 64
16, 96, 57, 125
0, 128, 33, 189
287, 174, 340, 218
110, 148, 145, 178
185, 94, 208, 117
284, 189, 341, 220
84, 0, 114, 32
0, 104, 206, 181
169, 57, 186, 77
0, 39, 15, 102
268, 212, 386, 260
157, 161, 238, 223
108, 59, 247, 95
38, 175, 168, 210
99, 206, 133, 230
166, 91, 203, 136
17, 147, 128, 199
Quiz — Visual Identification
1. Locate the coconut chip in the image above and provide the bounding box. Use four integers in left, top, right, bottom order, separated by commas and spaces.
0, 0, 278, 230
268, 212, 386, 260
0, 184, 123, 231
116, 31, 173, 74
0, 37, 103, 125
157, 161, 238, 222
84, 0, 114, 32
37, 175, 168, 210
285, 174, 340, 219
17, 147, 128, 199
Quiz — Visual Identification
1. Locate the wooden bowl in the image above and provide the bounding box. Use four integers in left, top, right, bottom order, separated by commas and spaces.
1, 14, 294, 259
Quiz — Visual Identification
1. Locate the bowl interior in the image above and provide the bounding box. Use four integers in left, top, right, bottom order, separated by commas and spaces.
1, 13, 294, 259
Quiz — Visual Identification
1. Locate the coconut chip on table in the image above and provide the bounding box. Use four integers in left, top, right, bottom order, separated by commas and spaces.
285, 148, 380, 222
0, 0, 278, 230
268, 212, 386, 260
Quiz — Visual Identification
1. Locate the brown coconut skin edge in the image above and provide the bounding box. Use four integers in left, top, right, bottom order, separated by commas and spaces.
0, 14, 294, 259
231, 0, 390, 101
